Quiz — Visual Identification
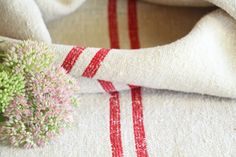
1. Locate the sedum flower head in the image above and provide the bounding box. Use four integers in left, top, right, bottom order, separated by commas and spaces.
0, 68, 78, 148
0, 41, 79, 148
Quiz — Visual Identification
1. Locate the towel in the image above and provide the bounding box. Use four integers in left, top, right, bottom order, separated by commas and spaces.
0, 0, 235, 157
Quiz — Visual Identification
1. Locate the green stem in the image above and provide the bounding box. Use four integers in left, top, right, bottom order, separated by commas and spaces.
0, 40, 5, 62
0, 52, 6, 63
0, 53, 6, 57
0, 113, 5, 122
0, 40, 6, 61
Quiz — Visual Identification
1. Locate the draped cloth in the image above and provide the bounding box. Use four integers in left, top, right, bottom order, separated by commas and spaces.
0, 0, 235, 156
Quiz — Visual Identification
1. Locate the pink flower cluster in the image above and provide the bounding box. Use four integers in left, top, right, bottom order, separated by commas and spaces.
0, 68, 77, 148
0, 41, 78, 148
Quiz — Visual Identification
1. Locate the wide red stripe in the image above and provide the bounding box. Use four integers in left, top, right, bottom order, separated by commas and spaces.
128, 0, 149, 156
61, 47, 85, 73
108, 0, 120, 48
82, 48, 110, 78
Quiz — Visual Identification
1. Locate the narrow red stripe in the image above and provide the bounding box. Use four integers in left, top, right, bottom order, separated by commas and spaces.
108, 0, 120, 48
98, 80, 116, 93
106, 1, 123, 157
128, 0, 140, 49
128, 0, 149, 156
80, 1, 123, 156
130, 87, 149, 157
82, 48, 110, 78
109, 91, 123, 157
61, 47, 85, 73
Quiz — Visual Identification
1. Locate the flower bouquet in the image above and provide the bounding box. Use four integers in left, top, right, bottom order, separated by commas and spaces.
0, 41, 78, 148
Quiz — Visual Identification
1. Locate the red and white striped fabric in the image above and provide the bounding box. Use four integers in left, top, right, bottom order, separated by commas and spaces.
0, 0, 236, 157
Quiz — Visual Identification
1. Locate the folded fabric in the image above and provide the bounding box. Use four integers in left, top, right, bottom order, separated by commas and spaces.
0, 0, 51, 42
1, 9, 236, 98
35, 0, 86, 22
141, 0, 211, 6
145, 0, 236, 20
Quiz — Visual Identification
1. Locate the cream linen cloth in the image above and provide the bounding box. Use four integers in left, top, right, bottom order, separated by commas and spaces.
0, 0, 235, 157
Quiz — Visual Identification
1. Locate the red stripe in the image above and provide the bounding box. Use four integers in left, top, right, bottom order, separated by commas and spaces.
82, 48, 110, 78
108, 0, 120, 48
109, 91, 123, 157
106, 1, 123, 157
128, 0, 140, 49
98, 80, 116, 93
61, 47, 85, 73
80, 1, 123, 156
128, 0, 149, 156
130, 87, 149, 157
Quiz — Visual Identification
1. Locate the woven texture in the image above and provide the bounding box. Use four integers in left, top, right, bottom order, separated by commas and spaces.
0, 0, 236, 157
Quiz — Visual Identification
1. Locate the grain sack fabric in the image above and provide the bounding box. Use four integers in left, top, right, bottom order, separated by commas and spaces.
0, 0, 236, 157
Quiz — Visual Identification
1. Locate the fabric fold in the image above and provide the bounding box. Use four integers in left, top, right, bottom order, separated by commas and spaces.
35, 0, 86, 22
53, 10, 236, 98
1, 10, 236, 98
141, 0, 211, 7
0, 0, 51, 43
142, 0, 236, 20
